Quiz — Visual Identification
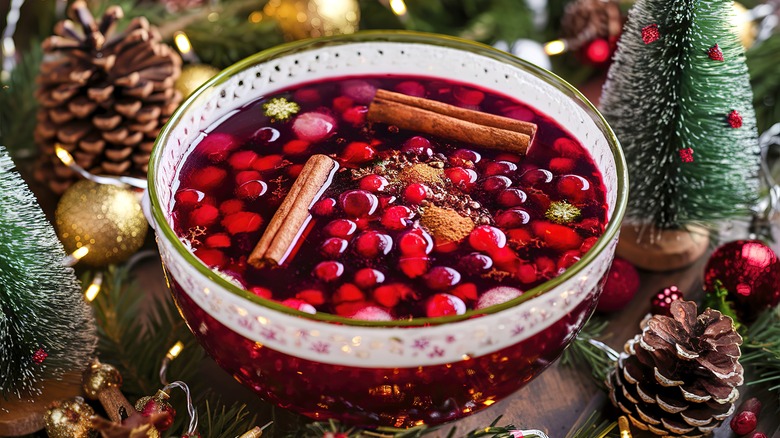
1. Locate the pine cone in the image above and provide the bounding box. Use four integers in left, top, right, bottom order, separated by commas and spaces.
560, 0, 623, 50
606, 300, 743, 437
34, 1, 182, 193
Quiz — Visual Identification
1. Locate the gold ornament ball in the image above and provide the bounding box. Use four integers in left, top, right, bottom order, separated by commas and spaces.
44, 397, 97, 438
263, 0, 359, 41
175, 64, 221, 98
82, 361, 123, 399
55, 180, 148, 266
732, 2, 756, 49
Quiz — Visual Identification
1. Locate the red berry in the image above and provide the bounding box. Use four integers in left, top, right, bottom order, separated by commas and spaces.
341, 141, 377, 165
469, 225, 507, 252
426, 293, 467, 317
476, 286, 522, 309
333, 283, 364, 304
252, 154, 284, 172
175, 189, 205, 209
398, 228, 433, 256
359, 174, 389, 192
494, 152, 522, 164
401, 136, 433, 158
650, 285, 684, 316
250, 286, 272, 299
189, 166, 227, 190
292, 111, 337, 142
381, 205, 413, 230
197, 132, 239, 163
483, 160, 517, 176
281, 298, 316, 314
532, 221, 582, 250
296, 289, 325, 306
451, 148, 481, 164
339, 190, 378, 217
549, 157, 575, 174
424, 266, 461, 290
378, 195, 397, 209
495, 208, 531, 228
506, 228, 533, 246
313, 261, 344, 282
730, 411, 757, 435
750, 434, 767, 438
332, 96, 354, 113
557, 250, 581, 270
557, 175, 591, 201
580, 236, 599, 253
228, 150, 259, 170
490, 246, 518, 271
451, 283, 478, 302
458, 252, 493, 274
481, 175, 512, 192
320, 237, 349, 259
324, 219, 358, 238
520, 168, 553, 186
404, 183, 428, 204
222, 212, 263, 235
235, 170, 261, 186
373, 284, 400, 307
354, 268, 385, 289
552, 137, 582, 158
497, 188, 527, 207
293, 87, 321, 103
334, 301, 368, 317
195, 248, 225, 267
219, 199, 244, 215
190, 204, 219, 227
398, 256, 430, 278
453, 86, 484, 106
354, 231, 392, 258
236, 180, 268, 200
394, 81, 426, 97
516, 263, 538, 284
445, 167, 477, 189
282, 139, 311, 155
205, 233, 231, 248
342, 105, 368, 125
311, 197, 337, 217
138, 397, 176, 431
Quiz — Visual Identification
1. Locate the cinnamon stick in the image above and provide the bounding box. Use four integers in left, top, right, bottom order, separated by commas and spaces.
367, 89, 537, 154
248, 154, 338, 268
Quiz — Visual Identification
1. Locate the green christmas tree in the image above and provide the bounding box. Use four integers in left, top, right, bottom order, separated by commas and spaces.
600, 0, 760, 229
0, 147, 96, 399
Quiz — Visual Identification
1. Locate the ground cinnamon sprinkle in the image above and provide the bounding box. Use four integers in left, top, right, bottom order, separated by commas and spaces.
398, 163, 444, 185
420, 205, 474, 245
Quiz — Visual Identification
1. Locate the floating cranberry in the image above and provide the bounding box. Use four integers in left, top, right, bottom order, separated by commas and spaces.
451, 283, 478, 302
228, 150, 259, 170
401, 136, 433, 159
341, 79, 377, 104
175, 189, 205, 209
520, 168, 553, 186
532, 221, 582, 251
483, 160, 517, 176
451, 148, 481, 164
281, 298, 317, 314
424, 266, 461, 290
311, 197, 337, 217
332, 96, 354, 113
359, 174, 389, 192
394, 81, 426, 97
557, 250, 581, 270
293, 87, 321, 103
282, 139, 311, 155
235, 170, 261, 186
459, 252, 493, 274
320, 237, 349, 259
195, 248, 225, 267
343, 105, 368, 125
404, 183, 428, 204
536, 256, 556, 279
222, 212, 263, 235
495, 208, 531, 228
252, 126, 280, 143
553, 137, 581, 158
219, 199, 244, 215
495, 152, 522, 164
354, 231, 392, 258
205, 233, 231, 248
354, 268, 385, 289
580, 236, 599, 253
292, 111, 337, 142
506, 228, 533, 246
324, 219, 358, 239
350, 305, 393, 321
197, 132, 239, 163
249, 286, 272, 299
398, 228, 434, 256
313, 261, 344, 282
398, 256, 430, 278
381, 206, 413, 230
373, 285, 401, 307
189, 166, 227, 190
557, 174, 591, 200
236, 180, 268, 200
252, 154, 284, 172
426, 293, 467, 317
341, 141, 377, 165
501, 105, 534, 122
190, 204, 219, 227
333, 283, 364, 304
296, 289, 325, 306
490, 247, 518, 271
469, 225, 507, 252
339, 190, 379, 217
549, 157, 576, 174
445, 167, 477, 189
453, 86, 485, 106
476, 286, 522, 309
481, 175, 512, 192
378, 195, 397, 209
497, 188, 527, 207
516, 263, 538, 284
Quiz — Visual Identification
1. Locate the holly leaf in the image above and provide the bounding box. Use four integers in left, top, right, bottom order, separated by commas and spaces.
703, 280, 742, 332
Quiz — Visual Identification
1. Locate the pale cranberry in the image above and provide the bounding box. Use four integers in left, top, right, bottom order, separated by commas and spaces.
550, 157, 576, 174
381, 205, 413, 230
313, 261, 344, 282
292, 111, 336, 142
281, 298, 316, 314
339, 190, 378, 217
424, 266, 461, 290
481, 175, 512, 192
398, 228, 434, 255
495, 208, 531, 228
497, 188, 527, 207
401, 136, 433, 158
426, 293, 467, 317
350, 305, 393, 321
458, 252, 493, 274
359, 174, 389, 192
197, 132, 239, 163
394, 81, 426, 97
341, 79, 377, 104
453, 86, 484, 106
476, 286, 522, 309
320, 237, 348, 259
469, 225, 507, 252
324, 219, 357, 238
404, 183, 428, 204
354, 268, 385, 289
311, 197, 337, 217
354, 231, 392, 258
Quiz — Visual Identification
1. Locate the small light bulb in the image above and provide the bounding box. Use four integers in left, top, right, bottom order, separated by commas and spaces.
54, 144, 74, 166
389, 0, 407, 16
174, 31, 192, 55
166, 341, 184, 360
84, 274, 102, 302
544, 40, 567, 56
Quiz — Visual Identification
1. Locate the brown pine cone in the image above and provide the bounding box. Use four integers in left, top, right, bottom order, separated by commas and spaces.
606, 300, 743, 437
34, 1, 182, 193
560, 0, 623, 50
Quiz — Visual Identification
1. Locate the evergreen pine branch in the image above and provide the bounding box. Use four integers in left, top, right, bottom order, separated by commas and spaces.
746, 32, 780, 134
0, 43, 42, 158
564, 411, 619, 438
198, 397, 259, 438
560, 318, 616, 386
702, 280, 742, 332
740, 305, 780, 397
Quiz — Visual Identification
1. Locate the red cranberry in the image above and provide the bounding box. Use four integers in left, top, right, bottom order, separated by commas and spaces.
236, 180, 268, 200
495, 208, 531, 228
398, 228, 434, 256
292, 111, 336, 142
394, 81, 426, 97
519, 168, 553, 186
219, 199, 244, 215
373, 285, 400, 307
249, 286, 272, 299
490, 247, 517, 272
296, 289, 326, 306
401, 136, 433, 158
350, 305, 393, 321
235, 170, 261, 186
175, 189, 205, 209
750, 434, 767, 438
354, 268, 385, 289
495, 152, 522, 164
453, 86, 484, 106
550, 157, 576, 174
426, 293, 467, 317
558, 175, 591, 201
320, 237, 349, 258
190, 204, 219, 227
553, 137, 582, 158
404, 183, 428, 204
378, 195, 397, 209
497, 188, 527, 207
222, 212, 263, 235
252, 126, 280, 143
195, 248, 225, 267
581, 236, 599, 253
228, 150, 259, 170
476, 286, 522, 309
313, 261, 344, 282
282, 139, 311, 155
354, 231, 392, 258
359, 174, 389, 192
532, 221, 582, 251
252, 154, 284, 172
445, 167, 477, 189
281, 298, 317, 314
451, 148, 481, 164
730, 411, 757, 435
339, 190, 379, 217
481, 175, 512, 192
516, 263, 538, 284
483, 160, 517, 176
398, 256, 430, 278
558, 250, 581, 270
341, 141, 377, 165
424, 266, 461, 290
459, 252, 494, 274
506, 228, 533, 246
324, 219, 358, 238
451, 283, 478, 302
469, 225, 507, 252
189, 166, 227, 190
332, 96, 353, 113
535, 256, 556, 278
342, 105, 368, 125
197, 132, 239, 163
311, 197, 337, 217
333, 283, 364, 304
381, 205, 413, 230
293, 87, 320, 103
205, 233, 231, 248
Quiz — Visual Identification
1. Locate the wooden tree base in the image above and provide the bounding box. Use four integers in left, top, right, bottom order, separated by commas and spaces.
0, 373, 82, 436
616, 223, 710, 271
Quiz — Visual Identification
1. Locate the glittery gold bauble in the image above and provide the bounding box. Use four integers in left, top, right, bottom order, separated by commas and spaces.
55, 180, 147, 266
44, 397, 97, 438
82, 361, 123, 399
263, 0, 359, 41
732, 2, 757, 49
174, 64, 221, 98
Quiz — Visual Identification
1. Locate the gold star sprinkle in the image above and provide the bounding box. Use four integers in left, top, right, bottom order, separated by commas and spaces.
545, 200, 581, 224
263, 97, 300, 121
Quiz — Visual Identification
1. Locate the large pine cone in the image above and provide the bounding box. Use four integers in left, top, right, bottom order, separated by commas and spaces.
34, 1, 182, 193
560, 0, 623, 50
606, 300, 743, 437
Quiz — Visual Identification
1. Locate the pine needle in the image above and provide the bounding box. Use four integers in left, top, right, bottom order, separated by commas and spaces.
560, 318, 617, 386
741, 305, 780, 398
0, 43, 42, 158
565, 411, 618, 438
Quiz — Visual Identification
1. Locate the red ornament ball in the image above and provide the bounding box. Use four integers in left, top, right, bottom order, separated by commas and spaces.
583, 38, 612, 65
135, 391, 176, 431
704, 240, 780, 321
651, 285, 684, 316
596, 257, 640, 312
